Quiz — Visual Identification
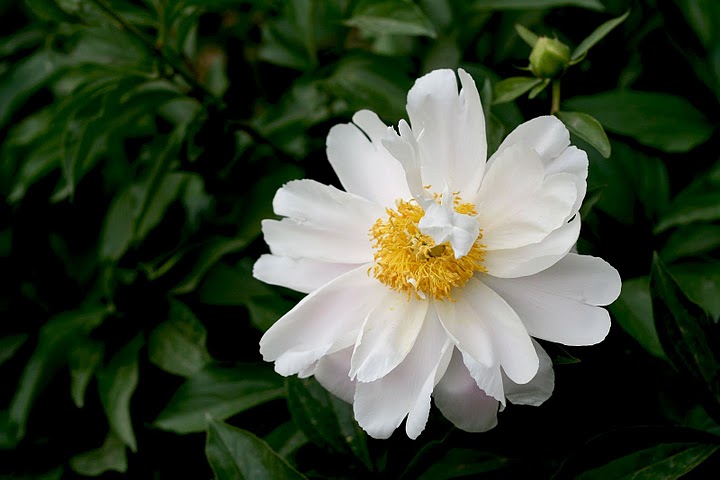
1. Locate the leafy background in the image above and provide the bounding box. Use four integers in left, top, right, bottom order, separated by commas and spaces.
1, 0, 719, 478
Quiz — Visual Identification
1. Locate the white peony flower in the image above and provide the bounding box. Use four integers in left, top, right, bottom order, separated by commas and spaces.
254, 68, 621, 439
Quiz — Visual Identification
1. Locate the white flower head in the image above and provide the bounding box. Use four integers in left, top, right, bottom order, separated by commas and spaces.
254, 68, 621, 439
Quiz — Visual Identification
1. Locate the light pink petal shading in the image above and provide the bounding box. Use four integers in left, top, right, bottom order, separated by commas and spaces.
503, 340, 554, 406
434, 348, 499, 432
315, 347, 356, 404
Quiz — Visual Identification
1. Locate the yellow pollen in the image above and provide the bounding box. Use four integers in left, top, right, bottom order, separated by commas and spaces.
369, 198, 487, 301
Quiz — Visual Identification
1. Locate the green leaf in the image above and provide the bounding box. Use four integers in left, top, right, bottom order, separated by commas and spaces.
654, 193, 720, 233
492, 77, 543, 104
675, 0, 720, 49
345, 0, 436, 38
60, 84, 112, 197
5, 305, 107, 447
651, 254, 720, 421
6, 134, 62, 204
0, 334, 28, 368
69, 26, 153, 72
258, 23, 312, 71
24, 0, 76, 22
514, 24, 539, 47
571, 10, 629, 61
609, 277, 665, 359
417, 448, 510, 480
472, 0, 604, 11
556, 111, 611, 158
154, 364, 285, 434
0, 50, 65, 129
576, 442, 719, 479
205, 418, 306, 480
196, 261, 294, 331
527, 78, 550, 99
564, 91, 713, 153
246, 297, 295, 332
660, 224, 720, 262
194, 261, 269, 306
578, 184, 604, 218
98, 335, 143, 452
325, 55, 411, 122
234, 164, 304, 242
148, 300, 211, 377
99, 186, 140, 262
257, 0, 334, 70
0, 27, 44, 59
587, 141, 669, 224
287, 377, 373, 470
171, 237, 255, 295
133, 172, 187, 242
69, 432, 127, 476
68, 339, 104, 408
671, 261, 720, 322
133, 123, 189, 243
264, 422, 309, 460
485, 112, 506, 159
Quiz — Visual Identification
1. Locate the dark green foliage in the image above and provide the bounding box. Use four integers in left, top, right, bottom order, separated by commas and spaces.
1, 0, 719, 478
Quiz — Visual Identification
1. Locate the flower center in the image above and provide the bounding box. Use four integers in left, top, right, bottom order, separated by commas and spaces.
369, 198, 487, 301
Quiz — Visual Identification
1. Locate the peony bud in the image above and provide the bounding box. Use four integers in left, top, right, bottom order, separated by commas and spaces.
529, 37, 571, 79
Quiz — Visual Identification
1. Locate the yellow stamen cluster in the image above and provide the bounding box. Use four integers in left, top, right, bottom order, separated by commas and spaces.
369, 199, 487, 301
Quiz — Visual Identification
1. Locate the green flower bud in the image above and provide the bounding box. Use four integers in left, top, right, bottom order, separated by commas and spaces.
529, 37, 571, 79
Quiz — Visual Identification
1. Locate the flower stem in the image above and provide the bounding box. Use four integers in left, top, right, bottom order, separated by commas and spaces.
551, 79, 561, 114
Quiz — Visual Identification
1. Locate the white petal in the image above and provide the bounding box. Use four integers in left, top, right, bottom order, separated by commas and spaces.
352, 109, 390, 142
503, 340, 554, 406
461, 351, 505, 404
483, 214, 581, 278
488, 116, 570, 168
262, 179, 382, 263
326, 119, 410, 207
481, 254, 621, 346
475, 144, 577, 250
262, 218, 373, 264
350, 294, 428, 382
382, 120, 429, 206
253, 254, 359, 294
434, 295, 494, 368
273, 179, 383, 229
418, 188, 480, 259
259, 266, 387, 375
436, 279, 538, 385
353, 307, 453, 439
405, 69, 487, 199
545, 146, 588, 218
488, 117, 587, 220
434, 348, 499, 432
462, 278, 539, 384
315, 347, 355, 404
